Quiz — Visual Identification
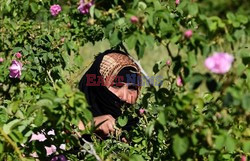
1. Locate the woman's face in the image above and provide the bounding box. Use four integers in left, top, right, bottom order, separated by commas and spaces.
108, 82, 138, 104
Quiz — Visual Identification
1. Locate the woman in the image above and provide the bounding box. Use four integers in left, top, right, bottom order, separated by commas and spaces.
79, 49, 142, 137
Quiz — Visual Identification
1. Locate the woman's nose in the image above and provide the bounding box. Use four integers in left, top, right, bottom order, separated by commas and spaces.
118, 87, 128, 102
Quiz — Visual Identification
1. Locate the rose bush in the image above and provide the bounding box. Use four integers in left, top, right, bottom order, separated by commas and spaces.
0, 0, 250, 160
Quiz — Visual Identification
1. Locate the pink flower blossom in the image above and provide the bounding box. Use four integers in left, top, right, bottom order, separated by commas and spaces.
29, 132, 47, 142
50, 4, 62, 16
61, 37, 65, 43
205, 52, 234, 74
175, 0, 180, 5
184, 29, 193, 38
59, 144, 66, 150
241, 155, 246, 161
0, 57, 3, 63
176, 76, 183, 87
78, 0, 94, 14
48, 129, 55, 135
9, 60, 22, 79
15, 52, 22, 59
166, 60, 171, 66
130, 16, 139, 24
30, 152, 38, 158
139, 109, 145, 115
45, 145, 57, 156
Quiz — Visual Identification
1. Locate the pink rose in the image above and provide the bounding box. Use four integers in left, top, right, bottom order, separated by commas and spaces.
48, 129, 55, 135
205, 52, 234, 74
130, 16, 139, 24
241, 155, 246, 161
50, 4, 62, 16
166, 60, 171, 66
30, 152, 38, 158
176, 76, 183, 87
139, 108, 145, 115
175, 0, 180, 5
0, 57, 3, 63
78, 0, 94, 14
15, 52, 22, 59
29, 132, 47, 142
9, 60, 22, 79
59, 144, 66, 150
184, 29, 193, 38
45, 145, 57, 156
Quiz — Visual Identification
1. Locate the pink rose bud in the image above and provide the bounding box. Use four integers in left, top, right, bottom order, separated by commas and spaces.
241, 155, 246, 161
130, 16, 139, 24
205, 52, 234, 74
176, 76, 183, 87
9, 60, 22, 79
0, 57, 4, 63
175, 0, 180, 5
184, 29, 193, 38
139, 108, 145, 115
45, 145, 57, 156
61, 37, 65, 43
50, 4, 62, 16
166, 60, 171, 66
15, 52, 22, 59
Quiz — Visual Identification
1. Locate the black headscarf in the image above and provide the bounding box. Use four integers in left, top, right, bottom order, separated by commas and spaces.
79, 50, 140, 121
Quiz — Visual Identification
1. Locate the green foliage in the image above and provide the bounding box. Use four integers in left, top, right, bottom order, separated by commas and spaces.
0, 0, 250, 160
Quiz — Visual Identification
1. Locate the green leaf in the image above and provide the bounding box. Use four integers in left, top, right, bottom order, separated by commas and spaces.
30, 3, 39, 14
214, 135, 225, 150
34, 109, 44, 126
3, 119, 21, 134
243, 141, 250, 153
188, 52, 197, 67
136, 44, 145, 59
90, 5, 95, 18
189, 73, 204, 90
132, 137, 143, 143
146, 122, 155, 137
158, 111, 166, 125
145, 35, 155, 49
0, 108, 8, 125
234, 30, 245, 40
225, 136, 235, 152
36, 99, 53, 108
129, 154, 145, 161
110, 30, 121, 47
188, 3, 198, 16
117, 116, 128, 127
239, 49, 250, 65
153, 61, 165, 74
236, 14, 248, 24
126, 35, 137, 49
226, 12, 235, 21
138, 2, 147, 10
0, 143, 3, 154
69, 97, 74, 107
82, 108, 92, 121
173, 135, 189, 159
94, 9, 102, 18
242, 94, 250, 110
